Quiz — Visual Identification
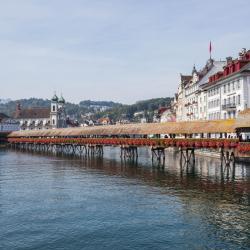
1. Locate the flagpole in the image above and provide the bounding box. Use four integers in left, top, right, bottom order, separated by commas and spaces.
209, 41, 212, 60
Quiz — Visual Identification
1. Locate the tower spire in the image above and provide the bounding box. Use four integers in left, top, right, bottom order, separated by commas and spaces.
192, 64, 197, 75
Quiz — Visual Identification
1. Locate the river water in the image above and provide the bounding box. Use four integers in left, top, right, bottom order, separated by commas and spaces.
0, 148, 249, 250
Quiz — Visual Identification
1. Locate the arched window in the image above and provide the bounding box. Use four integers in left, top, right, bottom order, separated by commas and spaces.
52, 119, 55, 125
53, 105, 56, 112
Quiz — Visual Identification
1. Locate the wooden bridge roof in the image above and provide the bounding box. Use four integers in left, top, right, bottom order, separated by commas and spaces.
8, 119, 237, 137
234, 109, 250, 130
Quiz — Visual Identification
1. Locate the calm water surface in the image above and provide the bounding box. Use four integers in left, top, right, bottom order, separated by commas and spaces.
0, 148, 249, 250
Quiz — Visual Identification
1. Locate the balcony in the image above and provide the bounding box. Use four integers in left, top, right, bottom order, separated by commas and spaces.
222, 103, 236, 110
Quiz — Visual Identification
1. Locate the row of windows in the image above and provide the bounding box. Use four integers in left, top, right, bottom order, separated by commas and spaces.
223, 80, 240, 94
185, 84, 198, 96
208, 112, 220, 120
209, 111, 237, 120
207, 95, 241, 109
188, 97, 197, 103
208, 87, 219, 97
206, 79, 241, 98
223, 95, 241, 105
208, 99, 220, 109
223, 111, 236, 119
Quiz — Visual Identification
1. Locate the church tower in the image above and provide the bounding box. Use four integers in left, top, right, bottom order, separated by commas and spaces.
57, 94, 66, 128
50, 93, 59, 129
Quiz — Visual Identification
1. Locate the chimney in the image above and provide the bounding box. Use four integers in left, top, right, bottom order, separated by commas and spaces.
239, 48, 247, 60
226, 56, 233, 64
242, 48, 246, 54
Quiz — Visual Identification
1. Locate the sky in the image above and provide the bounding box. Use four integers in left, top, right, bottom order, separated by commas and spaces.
0, 0, 249, 104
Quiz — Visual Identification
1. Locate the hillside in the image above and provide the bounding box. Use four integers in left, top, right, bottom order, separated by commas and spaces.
0, 97, 173, 122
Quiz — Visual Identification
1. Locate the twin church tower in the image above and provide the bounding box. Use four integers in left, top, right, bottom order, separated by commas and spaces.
15, 93, 67, 130
50, 93, 67, 129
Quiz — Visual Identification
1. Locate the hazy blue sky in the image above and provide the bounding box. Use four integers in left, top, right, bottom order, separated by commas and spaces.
0, 0, 249, 104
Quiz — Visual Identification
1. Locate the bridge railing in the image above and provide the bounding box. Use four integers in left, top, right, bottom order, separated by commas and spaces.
7, 137, 241, 149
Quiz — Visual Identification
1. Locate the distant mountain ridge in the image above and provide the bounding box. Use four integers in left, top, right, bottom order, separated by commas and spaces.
0, 97, 173, 122
0, 98, 12, 104
79, 100, 121, 108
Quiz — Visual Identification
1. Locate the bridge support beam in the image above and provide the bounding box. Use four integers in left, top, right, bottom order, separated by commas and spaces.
151, 146, 165, 166
120, 145, 138, 161
180, 148, 195, 164
87, 145, 104, 157
220, 149, 235, 167
220, 149, 236, 180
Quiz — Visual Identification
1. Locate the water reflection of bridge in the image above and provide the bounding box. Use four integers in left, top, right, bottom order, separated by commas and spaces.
9, 146, 249, 206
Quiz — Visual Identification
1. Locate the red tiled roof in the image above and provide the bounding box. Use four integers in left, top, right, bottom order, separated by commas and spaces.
180, 75, 192, 85
15, 108, 50, 119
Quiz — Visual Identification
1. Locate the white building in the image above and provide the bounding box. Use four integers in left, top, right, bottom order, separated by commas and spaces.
15, 94, 67, 130
183, 66, 200, 121
174, 75, 192, 121
175, 59, 225, 121
175, 48, 250, 121
202, 49, 250, 120
0, 113, 19, 132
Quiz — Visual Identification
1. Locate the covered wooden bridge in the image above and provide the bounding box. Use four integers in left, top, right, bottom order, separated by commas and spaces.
7, 115, 250, 165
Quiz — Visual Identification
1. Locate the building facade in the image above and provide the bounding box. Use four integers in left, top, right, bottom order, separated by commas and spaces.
202, 49, 250, 120
0, 113, 19, 132
174, 48, 250, 121
15, 94, 67, 130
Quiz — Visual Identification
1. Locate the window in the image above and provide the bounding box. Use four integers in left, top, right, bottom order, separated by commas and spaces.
228, 83, 230, 92
238, 95, 241, 105
233, 96, 235, 104
224, 113, 227, 119
224, 85, 226, 93
52, 119, 55, 125
232, 82, 235, 91
53, 105, 55, 112
237, 80, 240, 89
231, 82, 234, 91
